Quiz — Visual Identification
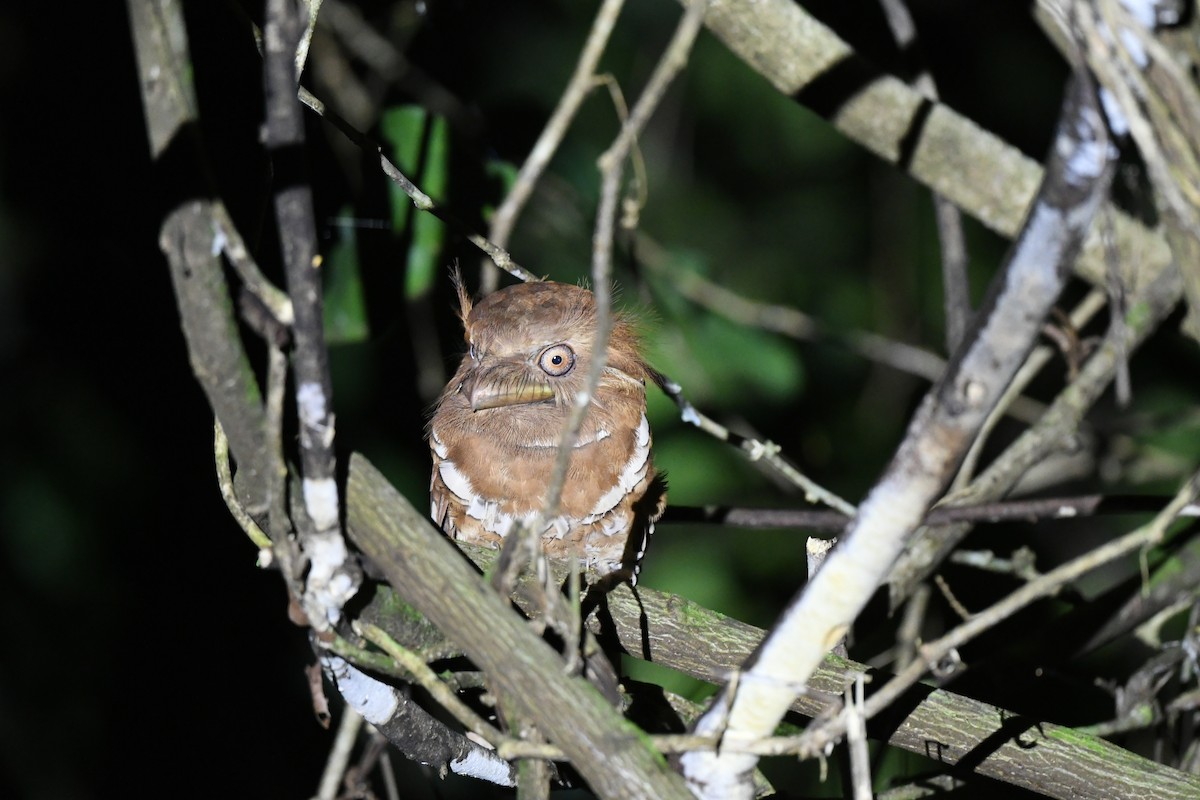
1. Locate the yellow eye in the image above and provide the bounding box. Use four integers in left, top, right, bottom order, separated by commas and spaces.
538, 344, 575, 377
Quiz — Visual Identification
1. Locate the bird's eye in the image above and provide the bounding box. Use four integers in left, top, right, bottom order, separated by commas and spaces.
538, 344, 576, 377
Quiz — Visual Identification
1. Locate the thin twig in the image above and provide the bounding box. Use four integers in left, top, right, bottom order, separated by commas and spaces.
356, 623, 504, 749
792, 469, 1200, 757
662, 494, 1200, 531
876, 0, 970, 352
845, 674, 872, 800
482, 0, 627, 293
213, 419, 273, 552
639, 233, 946, 382
893, 583, 930, 672
314, 705, 361, 800
950, 547, 1041, 581
496, 0, 711, 590
954, 288, 1107, 490
212, 202, 294, 326
295, 0, 323, 74
653, 372, 857, 516
264, 343, 290, 543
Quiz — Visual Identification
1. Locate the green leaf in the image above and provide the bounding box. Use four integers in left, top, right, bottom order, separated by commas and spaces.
380, 106, 450, 301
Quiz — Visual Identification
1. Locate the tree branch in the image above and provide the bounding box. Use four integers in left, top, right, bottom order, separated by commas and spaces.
346, 452, 1200, 799
344, 454, 693, 799
679, 72, 1116, 798
263, 0, 359, 629
682, 0, 1172, 292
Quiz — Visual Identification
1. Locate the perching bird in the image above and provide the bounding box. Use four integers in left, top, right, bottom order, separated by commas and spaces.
428, 278, 664, 583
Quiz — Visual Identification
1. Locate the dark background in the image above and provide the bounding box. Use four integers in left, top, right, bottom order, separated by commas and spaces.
4, 2, 1180, 798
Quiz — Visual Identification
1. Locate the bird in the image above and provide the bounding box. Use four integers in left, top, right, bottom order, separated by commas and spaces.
428, 277, 664, 584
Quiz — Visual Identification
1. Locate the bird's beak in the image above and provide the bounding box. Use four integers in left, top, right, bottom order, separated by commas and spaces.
462, 362, 554, 411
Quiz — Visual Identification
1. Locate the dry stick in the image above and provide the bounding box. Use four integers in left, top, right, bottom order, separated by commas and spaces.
888, 265, 1182, 606
481, 0, 627, 294
876, 0, 970, 353
213, 420, 272, 551
793, 469, 1200, 759
263, 343, 290, 548
315, 704, 361, 800
654, 373, 858, 516
953, 287, 1107, 491
665, 492, 1200, 531
212, 202, 294, 326
845, 675, 872, 800
356, 623, 505, 750
264, 0, 358, 630
680, 74, 1115, 800
893, 583, 930, 672
295, 0, 323, 74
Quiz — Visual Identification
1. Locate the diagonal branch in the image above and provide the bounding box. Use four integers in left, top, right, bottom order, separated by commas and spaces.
346, 452, 1200, 800
679, 72, 1116, 798
683, 0, 1171, 292
344, 454, 693, 799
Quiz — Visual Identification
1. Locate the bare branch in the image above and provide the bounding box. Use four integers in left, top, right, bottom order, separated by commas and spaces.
344, 454, 694, 798
680, 73, 1116, 798
684, 0, 1172, 292
264, 0, 359, 630
875, 0, 971, 352
889, 265, 1182, 605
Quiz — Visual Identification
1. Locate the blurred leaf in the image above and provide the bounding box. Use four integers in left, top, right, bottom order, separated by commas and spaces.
652, 433, 760, 507
323, 207, 369, 344
380, 107, 449, 301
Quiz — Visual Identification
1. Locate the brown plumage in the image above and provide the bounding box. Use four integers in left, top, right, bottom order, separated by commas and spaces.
428, 279, 664, 582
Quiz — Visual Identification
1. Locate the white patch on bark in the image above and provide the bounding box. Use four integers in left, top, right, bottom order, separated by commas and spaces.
304, 527, 355, 625
303, 476, 341, 532
450, 750, 517, 787
324, 655, 399, 725
297, 381, 334, 448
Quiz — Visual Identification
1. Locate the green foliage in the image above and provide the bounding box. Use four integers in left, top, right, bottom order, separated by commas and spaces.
380, 106, 450, 301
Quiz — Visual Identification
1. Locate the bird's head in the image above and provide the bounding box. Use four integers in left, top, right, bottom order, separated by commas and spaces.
441, 279, 648, 425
